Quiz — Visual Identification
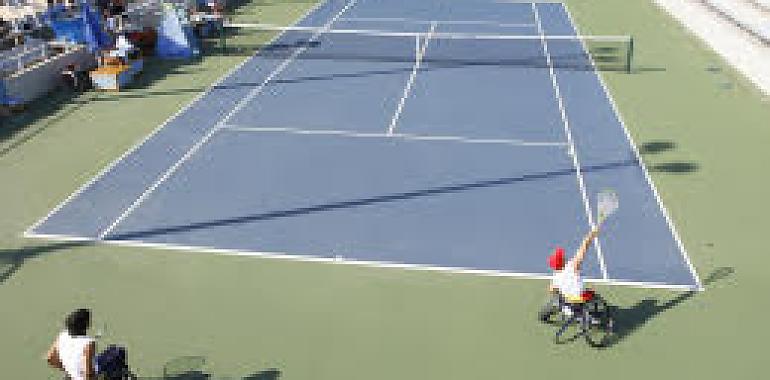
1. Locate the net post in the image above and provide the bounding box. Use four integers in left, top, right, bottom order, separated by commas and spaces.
219, 22, 224, 55
219, 10, 229, 56
626, 36, 634, 74
220, 20, 227, 55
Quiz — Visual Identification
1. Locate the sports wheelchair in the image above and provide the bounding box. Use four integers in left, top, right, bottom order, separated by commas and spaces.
538, 289, 615, 347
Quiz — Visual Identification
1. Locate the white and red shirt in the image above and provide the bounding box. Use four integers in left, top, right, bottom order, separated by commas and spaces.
551, 257, 586, 303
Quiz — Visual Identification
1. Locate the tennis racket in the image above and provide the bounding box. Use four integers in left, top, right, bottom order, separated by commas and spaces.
92, 320, 107, 340
597, 189, 619, 226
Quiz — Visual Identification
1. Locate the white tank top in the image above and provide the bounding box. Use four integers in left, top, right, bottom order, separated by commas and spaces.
551, 258, 585, 302
56, 331, 94, 380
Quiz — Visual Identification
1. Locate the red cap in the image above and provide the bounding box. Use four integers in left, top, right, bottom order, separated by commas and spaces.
548, 247, 565, 270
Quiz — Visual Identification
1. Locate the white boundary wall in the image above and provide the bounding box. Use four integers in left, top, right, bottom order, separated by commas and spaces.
4, 44, 95, 103
653, 0, 770, 95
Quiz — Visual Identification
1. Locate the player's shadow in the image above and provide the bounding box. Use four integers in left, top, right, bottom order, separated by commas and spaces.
606, 267, 734, 347
0, 241, 90, 285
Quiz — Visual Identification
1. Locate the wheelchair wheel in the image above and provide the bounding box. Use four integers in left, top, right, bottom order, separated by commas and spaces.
583, 295, 614, 348
554, 310, 583, 344
538, 294, 561, 324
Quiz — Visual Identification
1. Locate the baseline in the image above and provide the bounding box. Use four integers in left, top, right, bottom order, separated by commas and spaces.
23, 231, 698, 291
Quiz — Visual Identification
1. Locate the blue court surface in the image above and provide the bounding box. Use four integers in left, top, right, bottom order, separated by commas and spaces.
26, 0, 702, 289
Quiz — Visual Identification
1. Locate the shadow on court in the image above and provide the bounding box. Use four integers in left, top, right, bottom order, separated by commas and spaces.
160, 356, 209, 379
0, 241, 91, 285
157, 355, 281, 379
639, 140, 676, 154
108, 159, 639, 241
243, 369, 282, 380
649, 162, 699, 174
606, 267, 734, 347
144, 369, 280, 380
0, 58, 206, 157
639, 139, 699, 174
0, 91, 93, 157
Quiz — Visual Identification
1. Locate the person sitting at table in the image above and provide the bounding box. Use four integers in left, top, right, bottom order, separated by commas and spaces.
62, 64, 91, 92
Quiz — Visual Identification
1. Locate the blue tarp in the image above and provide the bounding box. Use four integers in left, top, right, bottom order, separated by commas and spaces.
0, 81, 6, 104
0, 80, 23, 106
82, 3, 111, 52
45, 2, 110, 52
156, 4, 199, 59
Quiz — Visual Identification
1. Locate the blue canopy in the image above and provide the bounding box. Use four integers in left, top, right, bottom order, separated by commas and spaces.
156, 3, 199, 59
45, 1, 110, 52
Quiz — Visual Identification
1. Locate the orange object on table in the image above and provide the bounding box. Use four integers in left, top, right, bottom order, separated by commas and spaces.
90, 65, 131, 91
103, 56, 124, 67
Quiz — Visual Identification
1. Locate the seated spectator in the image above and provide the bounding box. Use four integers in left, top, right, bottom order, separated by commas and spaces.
62, 63, 77, 89
96, 0, 111, 14
62, 64, 90, 92
46, 308, 96, 380
110, 0, 125, 16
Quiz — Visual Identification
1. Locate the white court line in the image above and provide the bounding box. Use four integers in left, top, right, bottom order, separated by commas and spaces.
222, 125, 569, 146
338, 16, 536, 28
22, 0, 333, 238
531, 3, 609, 280
22, 230, 700, 291
388, 21, 436, 135
562, 4, 704, 290
96, 0, 361, 240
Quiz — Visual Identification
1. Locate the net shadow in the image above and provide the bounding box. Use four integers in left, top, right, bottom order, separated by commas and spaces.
107, 159, 638, 241
0, 241, 92, 285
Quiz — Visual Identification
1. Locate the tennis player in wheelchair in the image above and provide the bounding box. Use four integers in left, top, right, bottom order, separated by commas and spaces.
539, 226, 601, 322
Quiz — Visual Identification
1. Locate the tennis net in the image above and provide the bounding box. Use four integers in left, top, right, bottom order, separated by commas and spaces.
216, 23, 634, 72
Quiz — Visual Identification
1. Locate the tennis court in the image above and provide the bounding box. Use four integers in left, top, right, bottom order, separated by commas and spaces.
25, 0, 700, 289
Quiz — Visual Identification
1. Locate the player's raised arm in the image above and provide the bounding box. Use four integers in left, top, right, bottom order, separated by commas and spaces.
573, 227, 600, 271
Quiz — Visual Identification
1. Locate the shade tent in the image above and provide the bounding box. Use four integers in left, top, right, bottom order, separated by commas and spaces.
44, 2, 110, 52
155, 1, 199, 59
81, 2, 111, 52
